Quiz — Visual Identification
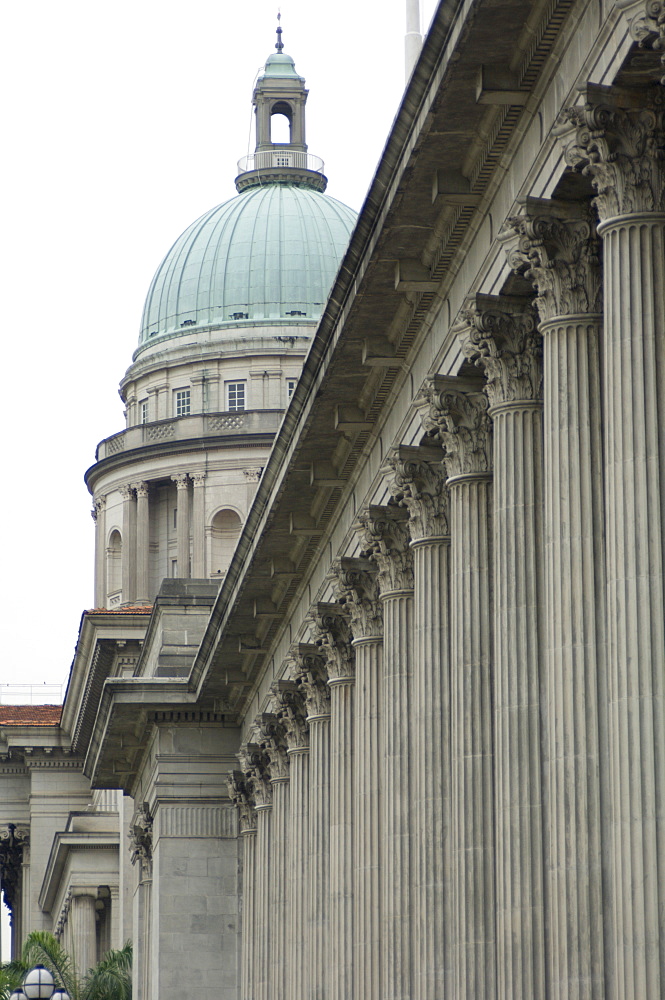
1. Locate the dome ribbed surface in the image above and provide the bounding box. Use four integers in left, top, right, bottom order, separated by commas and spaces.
139, 185, 356, 346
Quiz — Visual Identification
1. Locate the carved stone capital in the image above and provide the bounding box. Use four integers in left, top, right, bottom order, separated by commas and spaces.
454, 294, 542, 405
0, 824, 29, 912
128, 806, 153, 878
556, 84, 665, 220
271, 679, 309, 750
257, 712, 290, 779
119, 484, 135, 502
171, 473, 190, 490
94, 495, 106, 513
384, 445, 450, 540
293, 644, 330, 717
418, 376, 492, 479
333, 557, 383, 640
134, 481, 149, 500
238, 742, 272, 807
617, 0, 665, 84
309, 603, 354, 681
356, 504, 414, 593
191, 473, 206, 488
227, 770, 257, 832
499, 199, 602, 322
243, 468, 263, 482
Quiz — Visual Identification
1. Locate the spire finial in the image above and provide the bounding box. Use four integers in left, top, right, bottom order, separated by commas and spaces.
275, 10, 284, 53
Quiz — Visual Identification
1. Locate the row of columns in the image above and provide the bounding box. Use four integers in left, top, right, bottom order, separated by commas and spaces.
228, 82, 665, 1000
91, 473, 206, 605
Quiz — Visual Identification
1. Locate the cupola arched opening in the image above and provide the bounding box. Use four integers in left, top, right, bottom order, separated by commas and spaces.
210, 508, 243, 576
270, 101, 293, 143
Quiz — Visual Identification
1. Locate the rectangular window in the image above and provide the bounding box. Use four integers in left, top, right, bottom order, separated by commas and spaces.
227, 381, 246, 412
140, 401, 149, 424
175, 389, 191, 416
286, 378, 297, 401
171, 559, 178, 578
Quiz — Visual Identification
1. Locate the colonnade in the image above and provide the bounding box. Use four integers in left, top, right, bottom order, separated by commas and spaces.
229, 83, 665, 1000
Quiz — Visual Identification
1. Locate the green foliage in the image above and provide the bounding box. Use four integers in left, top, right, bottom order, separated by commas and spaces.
0, 933, 131, 1000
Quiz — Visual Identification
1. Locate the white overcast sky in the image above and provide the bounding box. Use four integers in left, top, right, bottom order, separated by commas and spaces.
0, 0, 437, 697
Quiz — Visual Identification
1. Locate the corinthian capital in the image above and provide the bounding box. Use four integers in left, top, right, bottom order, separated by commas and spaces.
227, 770, 257, 833
499, 199, 602, 322
418, 376, 492, 479
455, 294, 541, 406
617, 0, 665, 84
556, 84, 665, 220
293, 644, 330, 718
271, 679, 309, 750
384, 445, 449, 541
256, 712, 289, 780
238, 742, 272, 807
333, 557, 383, 640
357, 504, 414, 593
309, 603, 354, 681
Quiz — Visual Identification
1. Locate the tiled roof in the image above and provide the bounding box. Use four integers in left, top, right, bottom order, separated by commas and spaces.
86, 606, 153, 615
0, 705, 62, 726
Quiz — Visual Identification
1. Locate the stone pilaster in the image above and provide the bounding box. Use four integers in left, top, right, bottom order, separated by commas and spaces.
385, 445, 451, 1000
294, 646, 330, 1000
258, 713, 290, 1000
129, 806, 153, 1000
120, 484, 136, 603
310, 604, 355, 1000
357, 504, 414, 1000
558, 85, 665, 1000
239, 743, 272, 1000
134, 481, 150, 603
70, 889, 98, 976
171, 474, 190, 578
228, 772, 257, 1000
456, 294, 546, 1000
419, 376, 495, 1000
273, 679, 310, 1000
334, 559, 383, 1000
191, 473, 206, 577
92, 496, 106, 607
500, 197, 607, 1000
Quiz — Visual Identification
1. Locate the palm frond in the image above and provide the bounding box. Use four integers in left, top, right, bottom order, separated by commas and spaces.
80, 945, 131, 1000
19, 932, 77, 1000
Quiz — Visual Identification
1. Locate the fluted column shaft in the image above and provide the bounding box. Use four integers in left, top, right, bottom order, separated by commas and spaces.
288, 748, 310, 1000
93, 497, 106, 606
308, 714, 330, 1000
135, 482, 150, 602
491, 400, 545, 1000
601, 213, 665, 998
411, 536, 450, 1000
241, 828, 257, 1000
255, 805, 272, 1000
541, 314, 606, 998
191, 474, 206, 577
172, 475, 190, 578
381, 589, 414, 1000
449, 472, 494, 1000
70, 891, 98, 976
353, 637, 382, 1000
121, 485, 136, 602
270, 778, 290, 1000
329, 676, 354, 1000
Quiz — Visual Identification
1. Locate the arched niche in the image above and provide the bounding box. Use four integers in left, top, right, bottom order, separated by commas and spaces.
209, 508, 243, 576
107, 529, 122, 598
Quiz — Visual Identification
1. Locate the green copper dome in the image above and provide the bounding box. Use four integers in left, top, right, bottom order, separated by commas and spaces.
138, 185, 356, 349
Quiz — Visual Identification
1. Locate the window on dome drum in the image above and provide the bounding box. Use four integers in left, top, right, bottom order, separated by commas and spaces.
227, 382, 246, 412
140, 401, 148, 424
175, 389, 191, 417
287, 379, 297, 401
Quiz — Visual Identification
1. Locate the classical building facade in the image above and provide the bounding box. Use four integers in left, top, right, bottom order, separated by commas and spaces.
2, 1, 665, 999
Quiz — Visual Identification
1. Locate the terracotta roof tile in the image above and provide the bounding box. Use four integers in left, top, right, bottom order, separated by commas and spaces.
0, 705, 62, 726
86, 606, 153, 615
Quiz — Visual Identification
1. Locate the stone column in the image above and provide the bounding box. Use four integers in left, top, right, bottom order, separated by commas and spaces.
385, 445, 451, 1000
334, 559, 383, 1000
294, 645, 331, 1000
191, 473, 206, 577
120, 485, 136, 603
135, 482, 150, 603
258, 714, 290, 1000
356, 505, 414, 1000
559, 84, 665, 1000
129, 807, 153, 1000
420, 376, 495, 1000
273, 680, 310, 1000
310, 604, 355, 1000
456, 294, 546, 1000
500, 198, 606, 999
239, 744, 272, 1000
92, 496, 106, 607
228, 773, 257, 1000
171, 474, 190, 578
70, 890, 98, 973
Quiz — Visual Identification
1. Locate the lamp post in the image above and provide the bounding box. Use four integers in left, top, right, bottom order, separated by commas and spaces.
13, 965, 71, 1000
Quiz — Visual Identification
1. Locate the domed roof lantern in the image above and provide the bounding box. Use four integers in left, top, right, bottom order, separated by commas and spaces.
235, 16, 327, 193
